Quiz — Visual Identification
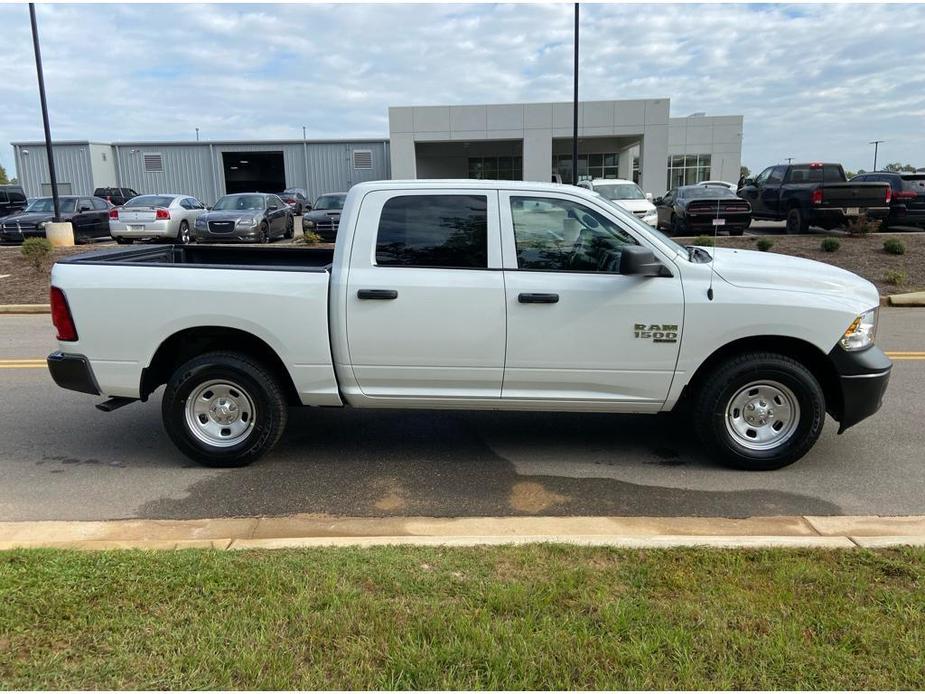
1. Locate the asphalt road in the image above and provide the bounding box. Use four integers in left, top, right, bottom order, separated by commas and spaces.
1, 311, 923, 521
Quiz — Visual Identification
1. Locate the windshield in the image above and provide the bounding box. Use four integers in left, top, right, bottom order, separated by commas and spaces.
125, 195, 174, 208
594, 183, 646, 201
680, 186, 738, 199
314, 194, 345, 210
213, 195, 265, 211
24, 198, 76, 214
594, 194, 687, 257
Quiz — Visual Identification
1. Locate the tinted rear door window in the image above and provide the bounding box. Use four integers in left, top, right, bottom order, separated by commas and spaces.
376, 194, 487, 268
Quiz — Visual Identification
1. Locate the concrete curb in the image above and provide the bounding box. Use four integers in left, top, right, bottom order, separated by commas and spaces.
889, 291, 925, 307
0, 304, 50, 314
1, 514, 924, 551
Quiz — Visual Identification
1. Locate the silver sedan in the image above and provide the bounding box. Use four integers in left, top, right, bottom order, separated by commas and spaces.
109, 194, 207, 245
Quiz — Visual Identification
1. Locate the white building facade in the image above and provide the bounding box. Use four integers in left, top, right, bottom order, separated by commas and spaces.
388, 99, 743, 195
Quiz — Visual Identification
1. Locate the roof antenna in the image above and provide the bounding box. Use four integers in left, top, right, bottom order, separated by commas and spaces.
707, 196, 720, 301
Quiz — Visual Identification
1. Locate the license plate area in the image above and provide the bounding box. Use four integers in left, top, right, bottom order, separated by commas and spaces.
845, 207, 859, 216
128, 224, 145, 231
711, 218, 726, 226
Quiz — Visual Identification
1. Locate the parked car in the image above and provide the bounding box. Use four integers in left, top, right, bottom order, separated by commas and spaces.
738, 163, 891, 233
0, 195, 112, 244
0, 185, 28, 219
697, 180, 739, 193
109, 194, 207, 245
302, 192, 346, 240
93, 187, 140, 207
193, 193, 293, 243
48, 180, 889, 472
850, 171, 925, 230
584, 178, 657, 226
279, 188, 309, 215
655, 185, 752, 235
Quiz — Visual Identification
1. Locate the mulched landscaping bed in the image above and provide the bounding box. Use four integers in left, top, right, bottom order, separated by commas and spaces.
675, 232, 925, 296
1, 234, 922, 305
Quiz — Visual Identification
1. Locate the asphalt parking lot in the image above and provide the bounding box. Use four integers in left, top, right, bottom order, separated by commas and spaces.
0, 310, 922, 522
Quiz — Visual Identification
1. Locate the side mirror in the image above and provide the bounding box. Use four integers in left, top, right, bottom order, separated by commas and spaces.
744, 178, 755, 186
645, 192, 653, 201
206, 206, 212, 211
653, 197, 663, 205
304, 204, 312, 212
619, 245, 667, 277
79, 205, 92, 212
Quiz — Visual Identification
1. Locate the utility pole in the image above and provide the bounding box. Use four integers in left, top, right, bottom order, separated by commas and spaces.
785, 157, 793, 164
302, 125, 309, 197
29, 3, 60, 222
195, 127, 200, 142
869, 140, 885, 171
571, 2, 579, 186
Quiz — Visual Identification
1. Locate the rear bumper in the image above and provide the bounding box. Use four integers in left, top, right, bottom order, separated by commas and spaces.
886, 207, 925, 227
828, 344, 892, 433
686, 213, 751, 231
47, 351, 100, 395
110, 220, 174, 238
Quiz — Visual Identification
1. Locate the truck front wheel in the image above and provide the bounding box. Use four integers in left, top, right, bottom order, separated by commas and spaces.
161, 351, 288, 467
692, 352, 825, 470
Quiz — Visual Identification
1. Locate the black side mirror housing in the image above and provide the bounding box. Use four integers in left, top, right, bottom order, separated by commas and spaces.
743, 178, 755, 186
620, 245, 669, 277
653, 197, 663, 205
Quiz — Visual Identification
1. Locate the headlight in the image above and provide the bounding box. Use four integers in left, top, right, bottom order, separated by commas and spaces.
237, 217, 257, 227
840, 308, 878, 351
38, 221, 48, 229
195, 217, 207, 228
303, 219, 315, 229
642, 211, 658, 225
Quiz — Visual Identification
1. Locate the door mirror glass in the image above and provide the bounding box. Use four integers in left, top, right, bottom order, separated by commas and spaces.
619, 245, 665, 276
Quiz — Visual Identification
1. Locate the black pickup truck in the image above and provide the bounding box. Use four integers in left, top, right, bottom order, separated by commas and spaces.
738, 163, 891, 233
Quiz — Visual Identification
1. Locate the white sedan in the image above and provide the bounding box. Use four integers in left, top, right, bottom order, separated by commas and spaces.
109, 194, 207, 245
583, 178, 658, 225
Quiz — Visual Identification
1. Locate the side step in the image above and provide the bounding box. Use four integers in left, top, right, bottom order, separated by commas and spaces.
95, 396, 139, 413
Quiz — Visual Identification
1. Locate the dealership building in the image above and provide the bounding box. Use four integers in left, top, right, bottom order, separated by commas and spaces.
11, 98, 742, 204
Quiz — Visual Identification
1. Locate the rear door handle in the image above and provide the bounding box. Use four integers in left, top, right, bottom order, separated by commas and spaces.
518, 292, 559, 304
357, 289, 398, 300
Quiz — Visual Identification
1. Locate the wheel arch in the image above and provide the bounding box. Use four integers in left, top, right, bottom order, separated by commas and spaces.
141, 326, 301, 405
680, 334, 843, 420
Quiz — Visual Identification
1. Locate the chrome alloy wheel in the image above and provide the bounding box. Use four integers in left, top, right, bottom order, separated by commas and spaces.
724, 380, 800, 451
184, 379, 256, 448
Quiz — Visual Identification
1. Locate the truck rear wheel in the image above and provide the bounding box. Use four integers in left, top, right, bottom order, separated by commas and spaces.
692, 352, 825, 470
785, 207, 809, 234
161, 351, 287, 467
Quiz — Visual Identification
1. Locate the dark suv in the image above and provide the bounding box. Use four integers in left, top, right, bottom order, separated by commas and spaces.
93, 187, 140, 207
0, 185, 28, 219
851, 171, 925, 230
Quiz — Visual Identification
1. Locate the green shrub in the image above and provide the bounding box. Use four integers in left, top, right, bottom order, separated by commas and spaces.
693, 235, 715, 247
20, 237, 54, 272
845, 213, 880, 236
883, 238, 906, 256
883, 270, 907, 286
302, 230, 323, 245
820, 238, 841, 253
756, 238, 774, 252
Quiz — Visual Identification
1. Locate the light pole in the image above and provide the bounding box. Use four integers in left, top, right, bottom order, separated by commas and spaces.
302, 125, 309, 196
29, 3, 60, 222
785, 157, 793, 164
571, 2, 579, 186
195, 127, 200, 142
869, 140, 885, 171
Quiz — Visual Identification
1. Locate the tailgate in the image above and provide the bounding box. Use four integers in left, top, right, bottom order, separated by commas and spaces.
822, 183, 889, 208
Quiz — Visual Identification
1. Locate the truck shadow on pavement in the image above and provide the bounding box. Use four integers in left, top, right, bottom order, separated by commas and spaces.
138, 407, 840, 520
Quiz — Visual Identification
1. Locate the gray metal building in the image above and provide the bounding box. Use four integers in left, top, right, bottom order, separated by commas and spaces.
11, 138, 390, 205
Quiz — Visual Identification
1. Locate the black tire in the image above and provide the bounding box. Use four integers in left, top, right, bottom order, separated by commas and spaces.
177, 221, 191, 245
161, 351, 288, 467
285, 216, 294, 239
785, 207, 809, 234
670, 214, 687, 236
116, 238, 133, 245
259, 222, 269, 244
692, 352, 825, 471
729, 227, 745, 236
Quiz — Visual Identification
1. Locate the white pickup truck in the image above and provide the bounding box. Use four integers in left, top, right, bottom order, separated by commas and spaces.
47, 180, 891, 471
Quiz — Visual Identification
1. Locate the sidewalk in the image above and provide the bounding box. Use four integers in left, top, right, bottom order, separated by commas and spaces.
2, 513, 924, 550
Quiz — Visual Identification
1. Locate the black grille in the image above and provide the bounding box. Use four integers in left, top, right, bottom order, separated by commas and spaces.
208, 221, 236, 234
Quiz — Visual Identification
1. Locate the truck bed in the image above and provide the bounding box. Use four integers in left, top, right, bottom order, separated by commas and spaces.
59, 244, 335, 271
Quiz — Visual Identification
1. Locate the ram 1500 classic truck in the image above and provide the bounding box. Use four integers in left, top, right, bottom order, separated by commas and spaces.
47, 180, 891, 471
738, 162, 891, 233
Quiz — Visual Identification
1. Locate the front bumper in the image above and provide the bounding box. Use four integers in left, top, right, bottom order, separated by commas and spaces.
47, 351, 100, 395
828, 344, 892, 433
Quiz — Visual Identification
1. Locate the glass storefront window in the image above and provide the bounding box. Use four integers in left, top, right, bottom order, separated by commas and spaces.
666, 153, 712, 188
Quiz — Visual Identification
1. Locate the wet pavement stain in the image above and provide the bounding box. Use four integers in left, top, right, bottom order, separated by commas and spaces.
137, 408, 842, 520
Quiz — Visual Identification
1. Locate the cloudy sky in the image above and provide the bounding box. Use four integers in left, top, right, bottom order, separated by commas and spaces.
2, 3, 924, 179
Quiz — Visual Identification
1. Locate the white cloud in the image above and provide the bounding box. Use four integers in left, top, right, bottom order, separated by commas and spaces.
1, 3, 924, 178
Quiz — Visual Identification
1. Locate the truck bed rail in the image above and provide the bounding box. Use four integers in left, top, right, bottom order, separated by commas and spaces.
57, 244, 334, 272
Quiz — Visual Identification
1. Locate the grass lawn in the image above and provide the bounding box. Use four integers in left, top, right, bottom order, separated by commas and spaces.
1, 545, 923, 689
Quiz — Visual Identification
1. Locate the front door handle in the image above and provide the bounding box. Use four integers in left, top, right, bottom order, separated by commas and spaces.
357, 289, 398, 300
518, 292, 559, 304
